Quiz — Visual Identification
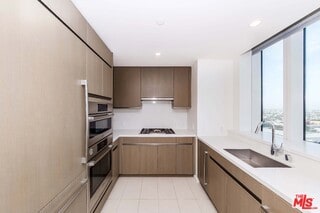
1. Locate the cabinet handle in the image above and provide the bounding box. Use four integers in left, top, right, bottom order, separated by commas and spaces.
260, 205, 271, 213
81, 80, 89, 159
204, 151, 208, 186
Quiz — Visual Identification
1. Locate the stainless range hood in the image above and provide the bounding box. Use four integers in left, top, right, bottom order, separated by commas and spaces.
141, 97, 174, 101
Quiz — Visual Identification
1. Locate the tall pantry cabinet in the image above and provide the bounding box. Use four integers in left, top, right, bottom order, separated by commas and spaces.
0, 0, 112, 212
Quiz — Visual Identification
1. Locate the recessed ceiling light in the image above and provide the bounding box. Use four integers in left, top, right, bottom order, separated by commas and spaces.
156, 19, 165, 26
250, 19, 262, 27
155, 52, 161, 56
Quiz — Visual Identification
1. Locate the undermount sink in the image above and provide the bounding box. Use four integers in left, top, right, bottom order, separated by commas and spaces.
224, 149, 290, 168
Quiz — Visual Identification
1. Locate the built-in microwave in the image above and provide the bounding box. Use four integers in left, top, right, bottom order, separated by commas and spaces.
89, 97, 113, 115
88, 98, 113, 147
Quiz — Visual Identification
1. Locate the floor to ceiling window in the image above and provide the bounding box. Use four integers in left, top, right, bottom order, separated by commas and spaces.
304, 20, 320, 143
261, 40, 284, 135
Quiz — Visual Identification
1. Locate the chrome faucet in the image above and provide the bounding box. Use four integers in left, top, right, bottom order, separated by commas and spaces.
254, 121, 283, 155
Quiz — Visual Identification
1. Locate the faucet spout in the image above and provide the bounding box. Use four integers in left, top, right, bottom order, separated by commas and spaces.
254, 120, 282, 155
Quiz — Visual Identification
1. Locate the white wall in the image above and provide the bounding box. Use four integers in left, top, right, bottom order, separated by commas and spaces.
197, 59, 234, 136
187, 62, 198, 133
113, 101, 188, 129
238, 51, 252, 132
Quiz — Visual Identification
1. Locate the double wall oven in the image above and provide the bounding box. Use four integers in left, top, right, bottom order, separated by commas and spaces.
87, 97, 113, 210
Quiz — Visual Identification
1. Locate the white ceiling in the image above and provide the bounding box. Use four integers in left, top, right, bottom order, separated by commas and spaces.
71, 0, 319, 66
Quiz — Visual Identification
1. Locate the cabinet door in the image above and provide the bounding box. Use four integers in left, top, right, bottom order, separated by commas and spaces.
86, 24, 113, 66
112, 143, 119, 180
261, 186, 300, 213
139, 145, 158, 174
113, 67, 141, 108
39, 0, 87, 40
198, 141, 207, 187
176, 139, 193, 175
141, 67, 174, 98
1, 1, 86, 212
173, 67, 191, 108
64, 186, 87, 213
226, 177, 261, 213
207, 156, 227, 213
102, 63, 113, 99
157, 145, 176, 174
121, 144, 140, 174
86, 48, 103, 96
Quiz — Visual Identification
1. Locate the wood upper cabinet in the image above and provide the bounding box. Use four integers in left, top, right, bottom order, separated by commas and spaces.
173, 67, 191, 108
86, 48, 103, 96
141, 67, 174, 98
86, 24, 113, 66
113, 67, 141, 108
40, 0, 87, 40
102, 63, 113, 99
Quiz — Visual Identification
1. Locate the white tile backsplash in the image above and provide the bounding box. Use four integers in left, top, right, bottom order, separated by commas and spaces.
113, 101, 188, 129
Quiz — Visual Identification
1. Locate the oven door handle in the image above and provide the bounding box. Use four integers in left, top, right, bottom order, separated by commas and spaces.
88, 114, 113, 122
87, 148, 111, 167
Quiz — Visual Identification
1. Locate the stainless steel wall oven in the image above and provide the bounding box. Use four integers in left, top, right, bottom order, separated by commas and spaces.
87, 97, 113, 211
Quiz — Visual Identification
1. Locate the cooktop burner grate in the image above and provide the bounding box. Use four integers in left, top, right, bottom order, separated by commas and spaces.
140, 128, 175, 134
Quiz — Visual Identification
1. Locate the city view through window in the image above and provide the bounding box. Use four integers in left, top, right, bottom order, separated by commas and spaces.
262, 41, 284, 135
305, 20, 320, 143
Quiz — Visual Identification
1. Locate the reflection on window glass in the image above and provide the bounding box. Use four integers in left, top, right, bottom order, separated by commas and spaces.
305, 20, 320, 143
262, 41, 284, 135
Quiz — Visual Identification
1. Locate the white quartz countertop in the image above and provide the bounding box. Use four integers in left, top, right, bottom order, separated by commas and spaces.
198, 135, 320, 213
113, 129, 196, 142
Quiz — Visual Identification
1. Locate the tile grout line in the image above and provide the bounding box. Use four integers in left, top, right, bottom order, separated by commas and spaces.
138, 177, 143, 212
172, 177, 182, 213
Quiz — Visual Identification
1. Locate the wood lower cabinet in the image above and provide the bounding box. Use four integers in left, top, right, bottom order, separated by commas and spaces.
112, 141, 119, 181
198, 140, 301, 213
176, 137, 194, 175
173, 67, 191, 108
198, 141, 206, 187
64, 185, 87, 213
207, 156, 227, 213
261, 186, 301, 213
121, 143, 140, 174
140, 145, 158, 174
120, 137, 194, 175
113, 67, 141, 108
226, 176, 261, 213
141, 67, 174, 98
158, 144, 177, 174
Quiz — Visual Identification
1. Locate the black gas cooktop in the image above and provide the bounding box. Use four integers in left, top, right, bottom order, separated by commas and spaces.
140, 128, 175, 134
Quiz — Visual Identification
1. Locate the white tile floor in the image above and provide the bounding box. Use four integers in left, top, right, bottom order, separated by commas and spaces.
101, 177, 217, 213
